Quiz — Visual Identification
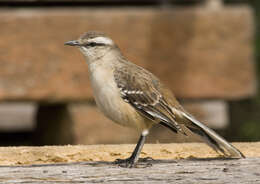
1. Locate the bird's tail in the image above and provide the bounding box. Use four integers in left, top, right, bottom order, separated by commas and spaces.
181, 112, 245, 158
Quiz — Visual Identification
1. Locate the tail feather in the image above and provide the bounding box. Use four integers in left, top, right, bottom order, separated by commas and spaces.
181, 112, 245, 158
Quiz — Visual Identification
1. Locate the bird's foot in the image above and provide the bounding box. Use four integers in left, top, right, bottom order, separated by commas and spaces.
114, 157, 136, 168
113, 157, 153, 168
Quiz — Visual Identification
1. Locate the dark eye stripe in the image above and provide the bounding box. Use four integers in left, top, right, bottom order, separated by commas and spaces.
84, 42, 106, 47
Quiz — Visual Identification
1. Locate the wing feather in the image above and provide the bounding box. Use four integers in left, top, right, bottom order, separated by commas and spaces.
114, 64, 183, 133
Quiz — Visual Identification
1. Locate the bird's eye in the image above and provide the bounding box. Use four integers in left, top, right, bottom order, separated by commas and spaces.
85, 42, 106, 47
88, 42, 96, 47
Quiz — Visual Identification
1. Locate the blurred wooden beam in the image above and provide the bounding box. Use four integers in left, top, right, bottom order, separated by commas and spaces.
0, 6, 255, 102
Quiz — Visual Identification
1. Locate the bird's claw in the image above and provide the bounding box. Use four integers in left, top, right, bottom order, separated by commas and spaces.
113, 158, 136, 168
113, 157, 153, 168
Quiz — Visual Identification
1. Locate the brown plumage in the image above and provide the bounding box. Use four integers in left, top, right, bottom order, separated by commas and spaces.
65, 31, 245, 167
114, 62, 184, 134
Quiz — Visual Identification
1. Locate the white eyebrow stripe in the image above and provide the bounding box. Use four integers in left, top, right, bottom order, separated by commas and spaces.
88, 37, 113, 45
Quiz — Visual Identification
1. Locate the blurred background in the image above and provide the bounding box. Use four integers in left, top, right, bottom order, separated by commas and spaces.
0, 0, 259, 146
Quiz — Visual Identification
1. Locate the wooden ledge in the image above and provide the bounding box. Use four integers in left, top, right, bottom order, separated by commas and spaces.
0, 142, 259, 166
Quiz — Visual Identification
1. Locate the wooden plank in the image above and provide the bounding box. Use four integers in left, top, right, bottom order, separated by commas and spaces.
0, 7, 255, 102
0, 143, 258, 165
0, 143, 258, 183
0, 158, 259, 183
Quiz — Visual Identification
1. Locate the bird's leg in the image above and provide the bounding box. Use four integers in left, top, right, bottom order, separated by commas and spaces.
114, 130, 150, 168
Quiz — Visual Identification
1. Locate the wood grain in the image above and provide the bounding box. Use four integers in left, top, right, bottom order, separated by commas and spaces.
0, 158, 259, 183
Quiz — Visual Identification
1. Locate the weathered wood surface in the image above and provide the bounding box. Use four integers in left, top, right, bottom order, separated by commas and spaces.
0, 143, 259, 183
0, 158, 259, 183
1, 143, 259, 166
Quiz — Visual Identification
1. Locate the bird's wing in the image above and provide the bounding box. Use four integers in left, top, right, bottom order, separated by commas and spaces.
113, 64, 183, 133
113, 63, 244, 158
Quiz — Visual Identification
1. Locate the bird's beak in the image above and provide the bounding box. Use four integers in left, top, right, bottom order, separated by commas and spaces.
64, 40, 80, 46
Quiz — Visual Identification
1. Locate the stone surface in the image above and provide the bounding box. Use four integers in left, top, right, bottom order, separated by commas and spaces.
0, 6, 255, 102
69, 101, 228, 145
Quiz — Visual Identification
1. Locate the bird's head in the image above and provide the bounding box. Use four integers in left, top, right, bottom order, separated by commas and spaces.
65, 31, 118, 62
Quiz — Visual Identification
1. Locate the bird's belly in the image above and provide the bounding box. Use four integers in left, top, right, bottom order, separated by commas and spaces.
89, 68, 147, 131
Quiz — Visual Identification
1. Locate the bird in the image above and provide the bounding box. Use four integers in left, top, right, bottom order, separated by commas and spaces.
65, 31, 245, 167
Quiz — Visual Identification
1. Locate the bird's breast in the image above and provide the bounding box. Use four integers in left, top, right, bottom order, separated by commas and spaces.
89, 65, 148, 131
